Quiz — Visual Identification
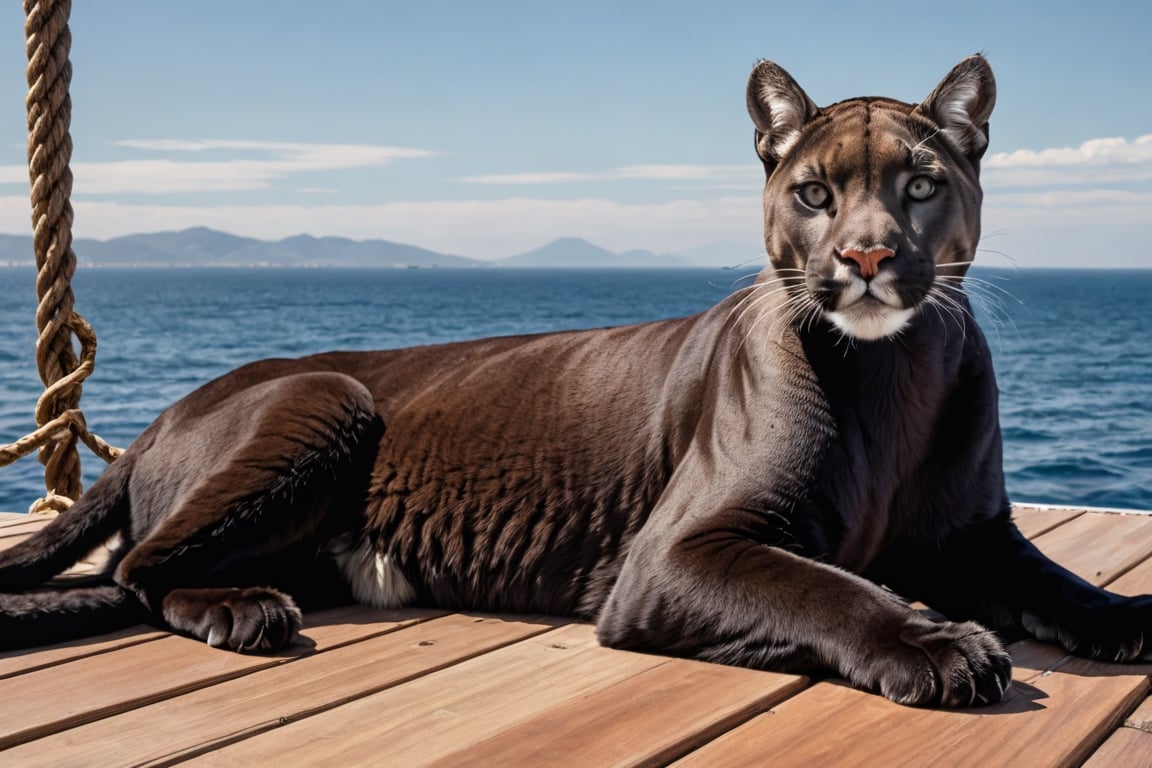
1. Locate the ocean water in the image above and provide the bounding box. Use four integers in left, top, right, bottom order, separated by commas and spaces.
0, 267, 1149, 512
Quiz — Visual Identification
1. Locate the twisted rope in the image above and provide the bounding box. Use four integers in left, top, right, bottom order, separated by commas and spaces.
0, 0, 123, 514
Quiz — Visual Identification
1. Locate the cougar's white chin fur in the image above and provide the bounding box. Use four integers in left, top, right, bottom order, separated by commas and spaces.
827, 304, 916, 340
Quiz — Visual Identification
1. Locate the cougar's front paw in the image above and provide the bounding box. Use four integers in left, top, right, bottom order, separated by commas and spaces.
869, 618, 1012, 708
1024, 594, 1152, 663
161, 587, 303, 652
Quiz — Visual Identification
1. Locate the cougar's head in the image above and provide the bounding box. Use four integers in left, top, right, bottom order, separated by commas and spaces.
746, 56, 996, 341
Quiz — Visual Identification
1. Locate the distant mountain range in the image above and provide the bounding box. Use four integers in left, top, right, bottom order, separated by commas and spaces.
0, 228, 754, 269
0, 228, 478, 269
500, 237, 689, 268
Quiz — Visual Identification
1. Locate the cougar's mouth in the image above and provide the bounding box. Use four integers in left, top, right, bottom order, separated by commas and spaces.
827, 299, 915, 341
823, 277, 916, 340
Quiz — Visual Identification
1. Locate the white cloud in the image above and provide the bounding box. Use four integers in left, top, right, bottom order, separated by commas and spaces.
983, 165, 1152, 187
457, 164, 753, 185
0, 133, 1147, 268
459, 135, 1152, 190
114, 139, 435, 168
987, 135, 1152, 168
0, 140, 437, 196
459, 136, 1152, 192
615, 165, 752, 180
984, 134, 1152, 187
457, 171, 599, 184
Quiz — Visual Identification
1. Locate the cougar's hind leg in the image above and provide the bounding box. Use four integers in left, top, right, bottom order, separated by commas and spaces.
114, 371, 380, 652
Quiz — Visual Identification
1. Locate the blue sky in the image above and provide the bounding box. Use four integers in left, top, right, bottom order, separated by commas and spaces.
0, 1, 1148, 266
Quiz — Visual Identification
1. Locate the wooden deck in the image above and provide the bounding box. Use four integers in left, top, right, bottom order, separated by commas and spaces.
2, 506, 1152, 767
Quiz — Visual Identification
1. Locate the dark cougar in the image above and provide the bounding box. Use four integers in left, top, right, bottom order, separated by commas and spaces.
3, 55, 1149, 707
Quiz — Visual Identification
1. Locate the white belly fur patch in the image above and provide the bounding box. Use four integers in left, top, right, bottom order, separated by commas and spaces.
332, 537, 417, 607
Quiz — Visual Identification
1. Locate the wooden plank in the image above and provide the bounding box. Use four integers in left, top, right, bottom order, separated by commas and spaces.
0, 513, 42, 531
0, 605, 441, 681
294, 604, 448, 652
0, 613, 562, 768
672, 651, 1150, 768
0, 519, 52, 551
0, 625, 168, 679
1029, 511, 1152, 585
3, 507, 1149, 767
1101, 549, 1152, 595
1082, 727, 1152, 768
184, 624, 647, 765
423, 658, 808, 768
1082, 695, 1152, 768
184, 623, 800, 767
0, 605, 443, 748
1012, 504, 1083, 539
1125, 694, 1152, 730
0, 516, 51, 535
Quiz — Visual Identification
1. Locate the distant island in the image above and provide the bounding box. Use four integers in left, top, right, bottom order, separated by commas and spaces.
0, 228, 752, 269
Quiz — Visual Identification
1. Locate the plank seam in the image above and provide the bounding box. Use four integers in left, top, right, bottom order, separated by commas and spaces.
140, 621, 573, 768
643, 675, 812, 768
1070, 680, 1152, 768
0, 631, 169, 681
1019, 511, 1086, 540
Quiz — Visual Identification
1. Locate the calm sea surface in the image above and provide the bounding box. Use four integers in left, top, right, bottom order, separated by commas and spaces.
1, 267, 1149, 511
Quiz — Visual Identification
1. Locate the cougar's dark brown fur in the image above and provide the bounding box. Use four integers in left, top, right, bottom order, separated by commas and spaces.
4, 56, 1150, 707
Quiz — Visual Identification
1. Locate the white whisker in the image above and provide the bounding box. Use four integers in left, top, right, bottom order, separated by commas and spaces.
922, 283, 970, 343
729, 273, 815, 352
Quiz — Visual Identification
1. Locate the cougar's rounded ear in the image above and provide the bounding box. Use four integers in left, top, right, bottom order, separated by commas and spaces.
916, 55, 997, 161
746, 60, 819, 172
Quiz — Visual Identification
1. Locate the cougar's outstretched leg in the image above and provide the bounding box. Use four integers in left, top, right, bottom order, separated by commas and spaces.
878, 514, 1152, 663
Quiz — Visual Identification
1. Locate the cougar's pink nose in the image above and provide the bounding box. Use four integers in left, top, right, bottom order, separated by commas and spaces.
840, 247, 895, 279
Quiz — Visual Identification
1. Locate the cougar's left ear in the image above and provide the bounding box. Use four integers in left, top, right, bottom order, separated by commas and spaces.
747, 60, 819, 173
917, 55, 997, 161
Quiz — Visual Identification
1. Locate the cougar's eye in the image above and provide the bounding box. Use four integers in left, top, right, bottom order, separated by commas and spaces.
906, 175, 936, 201
796, 182, 831, 209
